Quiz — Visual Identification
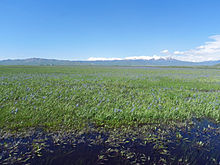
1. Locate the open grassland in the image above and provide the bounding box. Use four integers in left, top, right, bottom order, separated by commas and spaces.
0, 65, 219, 131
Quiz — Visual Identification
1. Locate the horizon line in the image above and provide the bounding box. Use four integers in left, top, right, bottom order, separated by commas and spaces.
0, 56, 220, 63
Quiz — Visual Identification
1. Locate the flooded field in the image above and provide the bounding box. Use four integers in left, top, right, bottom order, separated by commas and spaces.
0, 66, 219, 164
0, 119, 219, 164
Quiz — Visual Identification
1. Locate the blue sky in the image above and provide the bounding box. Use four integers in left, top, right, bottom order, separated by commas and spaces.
0, 0, 220, 62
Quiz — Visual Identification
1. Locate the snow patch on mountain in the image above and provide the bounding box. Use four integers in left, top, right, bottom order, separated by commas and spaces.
87, 55, 173, 61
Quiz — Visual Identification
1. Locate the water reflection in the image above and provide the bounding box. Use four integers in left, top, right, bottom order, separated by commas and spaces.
0, 119, 219, 164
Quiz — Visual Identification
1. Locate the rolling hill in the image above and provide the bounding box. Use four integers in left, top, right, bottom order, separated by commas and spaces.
0, 58, 219, 66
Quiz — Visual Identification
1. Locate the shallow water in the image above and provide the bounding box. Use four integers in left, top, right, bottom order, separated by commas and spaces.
0, 119, 219, 165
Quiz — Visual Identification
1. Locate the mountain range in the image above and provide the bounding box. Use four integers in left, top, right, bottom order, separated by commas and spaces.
0, 58, 220, 66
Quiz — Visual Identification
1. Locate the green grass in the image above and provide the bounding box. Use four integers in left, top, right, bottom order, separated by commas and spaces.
0, 65, 219, 131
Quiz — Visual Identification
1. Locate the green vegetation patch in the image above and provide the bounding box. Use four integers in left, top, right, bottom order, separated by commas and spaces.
0, 66, 219, 131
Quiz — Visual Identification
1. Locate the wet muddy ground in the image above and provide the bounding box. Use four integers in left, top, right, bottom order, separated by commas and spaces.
0, 119, 219, 165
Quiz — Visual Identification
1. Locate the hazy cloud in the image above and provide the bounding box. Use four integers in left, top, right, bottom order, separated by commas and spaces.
172, 35, 220, 62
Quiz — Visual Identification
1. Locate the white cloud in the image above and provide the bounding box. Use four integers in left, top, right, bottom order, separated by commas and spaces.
173, 51, 184, 55
172, 35, 220, 62
88, 35, 220, 62
160, 49, 169, 54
